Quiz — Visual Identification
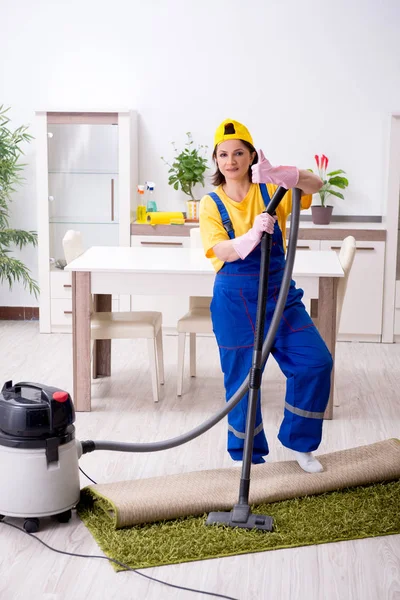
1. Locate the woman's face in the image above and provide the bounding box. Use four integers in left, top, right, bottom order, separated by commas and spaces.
215, 140, 255, 183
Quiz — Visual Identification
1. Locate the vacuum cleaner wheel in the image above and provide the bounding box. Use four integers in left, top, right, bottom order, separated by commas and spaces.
23, 518, 40, 533
55, 509, 72, 523
0, 508, 72, 534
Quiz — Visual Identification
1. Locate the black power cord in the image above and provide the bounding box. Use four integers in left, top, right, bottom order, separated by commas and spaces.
79, 466, 97, 485
1, 520, 240, 600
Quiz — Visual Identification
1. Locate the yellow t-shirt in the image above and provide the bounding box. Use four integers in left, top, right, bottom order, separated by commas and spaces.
199, 183, 312, 273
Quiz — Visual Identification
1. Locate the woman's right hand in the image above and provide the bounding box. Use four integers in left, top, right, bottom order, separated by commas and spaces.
252, 212, 277, 237
230, 212, 277, 260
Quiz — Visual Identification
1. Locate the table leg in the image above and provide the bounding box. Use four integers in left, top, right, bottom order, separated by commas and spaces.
72, 272, 91, 412
317, 277, 338, 420
92, 294, 112, 379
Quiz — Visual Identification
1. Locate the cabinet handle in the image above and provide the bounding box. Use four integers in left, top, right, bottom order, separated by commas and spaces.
296, 245, 311, 250
111, 178, 115, 222
63, 284, 72, 288
140, 241, 183, 246
64, 310, 72, 315
330, 246, 375, 251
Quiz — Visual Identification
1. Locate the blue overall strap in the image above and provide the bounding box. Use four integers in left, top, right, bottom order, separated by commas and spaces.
259, 183, 271, 210
209, 185, 271, 239
208, 192, 235, 239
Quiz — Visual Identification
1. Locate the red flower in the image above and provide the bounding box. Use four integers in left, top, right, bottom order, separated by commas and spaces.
315, 154, 320, 168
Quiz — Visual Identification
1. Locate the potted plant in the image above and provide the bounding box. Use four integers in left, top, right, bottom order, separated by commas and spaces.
161, 132, 209, 221
0, 106, 39, 297
310, 154, 349, 225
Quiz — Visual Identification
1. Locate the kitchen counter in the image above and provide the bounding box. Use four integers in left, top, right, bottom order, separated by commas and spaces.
131, 221, 387, 241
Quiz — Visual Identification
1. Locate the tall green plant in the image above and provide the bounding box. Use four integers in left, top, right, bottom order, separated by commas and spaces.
161, 132, 209, 200
0, 106, 39, 297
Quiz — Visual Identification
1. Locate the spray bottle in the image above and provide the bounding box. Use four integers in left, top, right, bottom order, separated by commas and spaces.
145, 181, 157, 213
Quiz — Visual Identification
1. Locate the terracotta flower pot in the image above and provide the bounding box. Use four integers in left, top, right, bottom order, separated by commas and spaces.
311, 205, 333, 225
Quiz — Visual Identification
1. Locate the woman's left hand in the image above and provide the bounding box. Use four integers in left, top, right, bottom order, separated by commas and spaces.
252, 150, 299, 190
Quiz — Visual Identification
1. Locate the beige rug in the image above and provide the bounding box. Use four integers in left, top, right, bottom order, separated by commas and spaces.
83, 439, 400, 528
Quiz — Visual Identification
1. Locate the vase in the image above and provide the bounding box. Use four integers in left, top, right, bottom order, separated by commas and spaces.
186, 200, 199, 221
311, 205, 333, 225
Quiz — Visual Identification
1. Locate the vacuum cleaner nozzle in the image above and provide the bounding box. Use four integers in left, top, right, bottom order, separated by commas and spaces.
206, 504, 273, 532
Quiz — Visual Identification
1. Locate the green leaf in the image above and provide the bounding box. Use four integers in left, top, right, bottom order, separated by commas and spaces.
161, 132, 209, 195
327, 190, 345, 200
327, 169, 346, 176
0, 105, 36, 296
328, 176, 349, 189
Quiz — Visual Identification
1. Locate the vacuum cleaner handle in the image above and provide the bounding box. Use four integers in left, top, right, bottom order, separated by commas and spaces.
263, 185, 288, 216
13, 381, 75, 430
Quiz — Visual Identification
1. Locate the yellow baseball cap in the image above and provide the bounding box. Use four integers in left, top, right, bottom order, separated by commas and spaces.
214, 119, 254, 148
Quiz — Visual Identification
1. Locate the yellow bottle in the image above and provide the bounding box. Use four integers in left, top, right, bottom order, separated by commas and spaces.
137, 185, 146, 223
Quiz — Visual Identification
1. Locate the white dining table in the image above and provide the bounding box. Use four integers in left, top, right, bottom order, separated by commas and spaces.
66, 246, 343, 417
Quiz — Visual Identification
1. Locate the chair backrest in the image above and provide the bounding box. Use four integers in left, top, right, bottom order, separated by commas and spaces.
62, 230, 85, 264
190, 227, 202, 249
336, 236, 356, 333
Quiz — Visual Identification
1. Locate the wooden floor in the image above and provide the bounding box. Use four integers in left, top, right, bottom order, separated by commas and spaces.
0, 321, 400, 600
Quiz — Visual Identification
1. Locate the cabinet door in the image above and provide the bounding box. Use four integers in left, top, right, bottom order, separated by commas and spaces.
47, 123, 119, 263
130, 235, 190, 248
320, 240, 385, 340
287, 239, 320, 251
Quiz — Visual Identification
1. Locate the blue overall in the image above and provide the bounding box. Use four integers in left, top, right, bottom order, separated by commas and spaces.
209, 184, 333, 463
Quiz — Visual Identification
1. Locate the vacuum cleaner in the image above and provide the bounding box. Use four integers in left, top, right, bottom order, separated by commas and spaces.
0, 381, 81, 532
0, 187, 300, 534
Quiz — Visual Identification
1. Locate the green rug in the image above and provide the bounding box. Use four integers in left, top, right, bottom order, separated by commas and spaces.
77, 480, 400, 570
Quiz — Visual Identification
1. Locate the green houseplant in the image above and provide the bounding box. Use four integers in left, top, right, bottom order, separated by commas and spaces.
161, 132, 209, 202
0, 106, 38, 297
310, 154, 349, 225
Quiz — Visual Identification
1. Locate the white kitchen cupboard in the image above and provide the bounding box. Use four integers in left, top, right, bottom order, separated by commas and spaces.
320, 240, 385, 342
37, 110, 138, 333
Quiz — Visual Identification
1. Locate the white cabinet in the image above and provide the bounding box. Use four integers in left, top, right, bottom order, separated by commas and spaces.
130, 235, 190, 248
289, 239, 320, 251
130, 235, 190, 330
49, 270, 119, 333
394, 281, 400, 338
320, 240, 385, 342
37, 110, 138, 333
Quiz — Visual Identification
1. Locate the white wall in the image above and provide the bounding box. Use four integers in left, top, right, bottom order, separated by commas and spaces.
1, 0, 400, 306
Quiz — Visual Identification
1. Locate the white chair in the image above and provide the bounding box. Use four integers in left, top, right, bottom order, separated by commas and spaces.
312, 236, 356, 407
335, 236, 357, 334
62, 230, 164, 403
312, 235, 357, 335
176, 228, 213, 396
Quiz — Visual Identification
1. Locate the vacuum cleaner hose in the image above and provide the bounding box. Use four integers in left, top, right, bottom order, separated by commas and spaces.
81, 188, 301, 455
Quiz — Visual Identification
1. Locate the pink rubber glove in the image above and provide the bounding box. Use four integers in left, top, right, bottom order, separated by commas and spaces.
232, 213, 276, 260
252, 150, 299, 190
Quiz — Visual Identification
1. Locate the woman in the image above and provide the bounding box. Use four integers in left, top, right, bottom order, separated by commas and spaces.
199, 119, 332, 473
